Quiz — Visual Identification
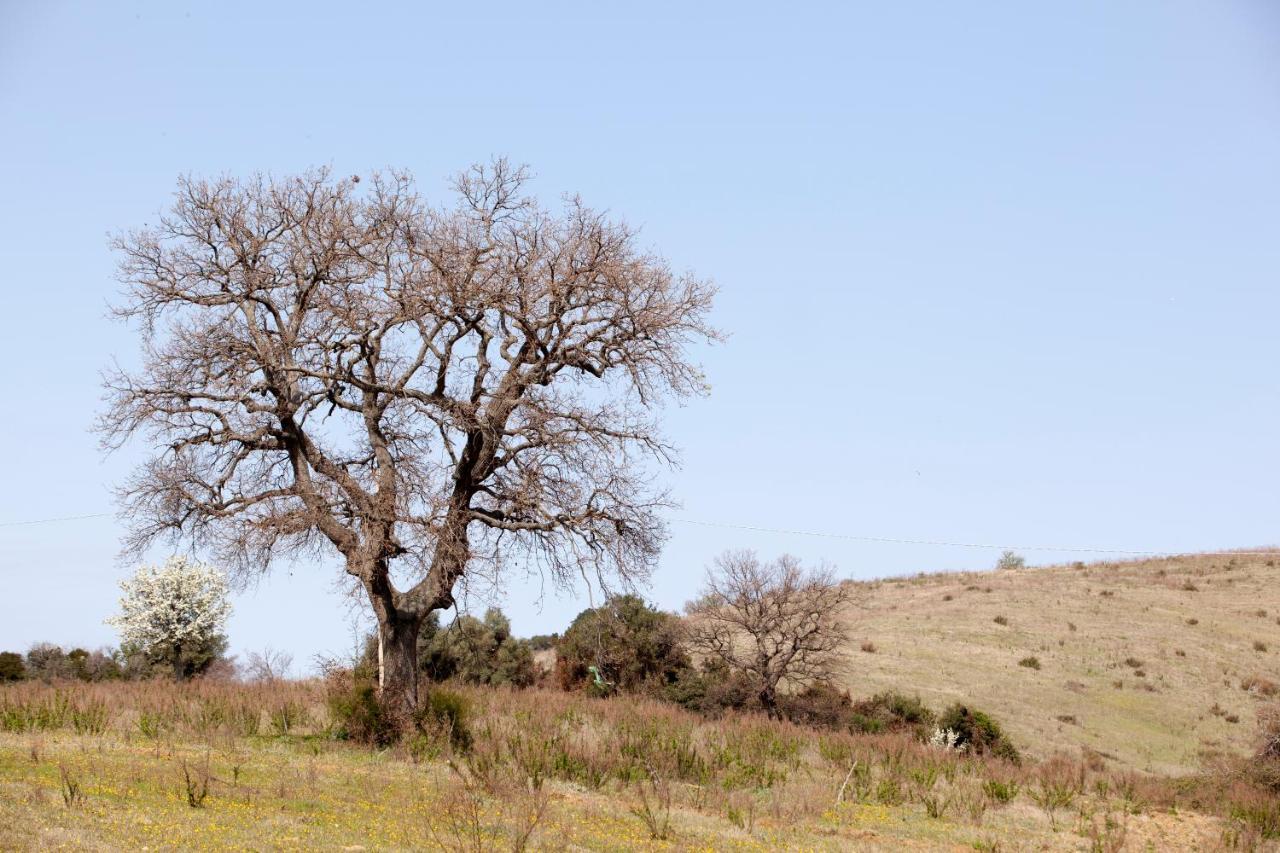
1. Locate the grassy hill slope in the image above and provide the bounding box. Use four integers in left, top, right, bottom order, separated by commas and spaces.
841, 551, 1280, 775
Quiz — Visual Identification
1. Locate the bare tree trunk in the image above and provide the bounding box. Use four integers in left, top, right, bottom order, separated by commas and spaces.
364, 560, 424, 731
172, 642, 184, 681
759, 683, 779, 719
376, 608, 423, 729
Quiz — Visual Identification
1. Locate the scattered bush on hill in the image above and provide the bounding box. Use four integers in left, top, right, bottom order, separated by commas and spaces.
938, 704, 1021, 763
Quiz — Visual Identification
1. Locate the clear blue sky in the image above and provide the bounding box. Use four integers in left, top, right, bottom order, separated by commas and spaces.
3, 1, 1279, 672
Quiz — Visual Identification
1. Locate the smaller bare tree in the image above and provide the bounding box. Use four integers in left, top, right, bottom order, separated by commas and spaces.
244, 647, 294, 683
686, 551, 852, 717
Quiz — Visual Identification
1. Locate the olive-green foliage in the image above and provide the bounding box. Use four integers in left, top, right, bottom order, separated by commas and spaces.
0, 652, 25, 682
324, 660, 397, 747
418, 688, 472, 751
938, 704, 1021, 763
848, 691, 938, 736
418, 608, 537, 688
556, 595, 689, 694
777, 683, 856, 729
664, 660, 756, 714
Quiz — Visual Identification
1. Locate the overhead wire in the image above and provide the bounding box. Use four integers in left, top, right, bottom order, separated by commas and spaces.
1, 508, 1275, 558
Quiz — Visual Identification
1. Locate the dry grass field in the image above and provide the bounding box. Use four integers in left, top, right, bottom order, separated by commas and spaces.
0, 680, 1268, 851
843, 551, 1280, 775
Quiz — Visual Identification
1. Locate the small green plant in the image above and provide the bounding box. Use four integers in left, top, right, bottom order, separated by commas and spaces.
269, 699, 305, 735
993, 616, 1008, 626
982, 778, 1019, 805
137, 710, 165, 739
1031, 776, 1076, 830
1018, 656, 1041, 670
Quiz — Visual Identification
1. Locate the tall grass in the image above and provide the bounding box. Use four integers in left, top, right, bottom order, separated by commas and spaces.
1, 678, 1277, 844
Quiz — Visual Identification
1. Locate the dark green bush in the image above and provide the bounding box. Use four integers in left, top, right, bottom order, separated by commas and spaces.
778, 683, 855, 729
849, 691, 936, 736
0, 652, 25, 681
665, 660, 756, 714
329, 681, 394, 746
938, 704, 1021, 763
556, 595, 689, 694
418, 608, 536, 688
417, 688, 472, 751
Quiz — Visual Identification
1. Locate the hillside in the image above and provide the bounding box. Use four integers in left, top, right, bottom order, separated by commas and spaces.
841, 550, 1280, 775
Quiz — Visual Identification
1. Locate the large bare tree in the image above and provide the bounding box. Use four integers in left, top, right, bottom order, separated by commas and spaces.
100, 162, 717, 723
686, 551, 851, 717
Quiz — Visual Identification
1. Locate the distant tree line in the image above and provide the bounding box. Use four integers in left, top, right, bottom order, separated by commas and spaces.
0, 637, 232, 684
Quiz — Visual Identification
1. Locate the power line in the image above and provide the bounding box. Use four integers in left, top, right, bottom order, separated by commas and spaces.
0, 512, 113, 527
0, 508, 1274, 559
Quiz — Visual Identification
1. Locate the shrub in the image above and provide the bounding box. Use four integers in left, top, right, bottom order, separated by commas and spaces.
777, 683, 854, 729
993, 616, 1008, 626
418, 689, 472, 751
849, 691, 936, 737
1018, 656, 1041, 670
1254, 641, 1269, 653
323, 662, 397, 747
1259, 703, 1280, 764
0, 652, 25, 682
419, 608, 537, 688
860, 641, 877, 653
1242, 676, 1279, 698
937, 704, 1020, 763
982, 778, 1020, 805
556, 595, 689, 694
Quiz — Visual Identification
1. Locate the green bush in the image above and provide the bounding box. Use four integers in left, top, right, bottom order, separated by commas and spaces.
417, 688, 472, 751
778, 684, 855, 729
324, 662, 397, 747
665, 661, 755, 714
0, 652, 25, 682
849, 691, 936, 736
937, 704, 1020, 763
418, 608, 536, 688
556, 595, 689, 694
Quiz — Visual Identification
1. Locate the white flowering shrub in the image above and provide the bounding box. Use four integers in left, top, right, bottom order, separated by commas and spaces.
928, 726, 964, 752
106, 555, 232, 679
